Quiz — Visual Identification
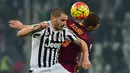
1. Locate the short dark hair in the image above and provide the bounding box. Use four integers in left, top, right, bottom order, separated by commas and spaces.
51, 8, 67, 17
83, 12, 100, 27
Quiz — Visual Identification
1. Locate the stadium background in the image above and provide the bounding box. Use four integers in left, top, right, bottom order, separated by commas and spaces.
0, 0, 130, 73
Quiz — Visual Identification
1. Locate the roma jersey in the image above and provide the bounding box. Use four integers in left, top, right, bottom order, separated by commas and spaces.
58, 19, 92, 73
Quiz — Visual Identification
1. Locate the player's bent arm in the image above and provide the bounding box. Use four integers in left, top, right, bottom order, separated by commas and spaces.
9, 20, 48, 30
73, 37, 91, 69
73, 37, 89, 59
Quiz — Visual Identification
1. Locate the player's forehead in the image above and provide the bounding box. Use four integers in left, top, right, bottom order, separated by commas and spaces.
58, 14, 68, 19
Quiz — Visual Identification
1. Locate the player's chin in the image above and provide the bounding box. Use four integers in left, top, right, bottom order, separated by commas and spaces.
57, 28, 63, 30
59, 27, 64, 30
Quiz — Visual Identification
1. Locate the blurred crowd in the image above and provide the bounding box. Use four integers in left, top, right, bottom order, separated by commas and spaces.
0, 0, 130, 73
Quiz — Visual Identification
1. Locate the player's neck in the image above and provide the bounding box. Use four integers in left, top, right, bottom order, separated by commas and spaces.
75, 19, 84, 23
50, 21, 58, 31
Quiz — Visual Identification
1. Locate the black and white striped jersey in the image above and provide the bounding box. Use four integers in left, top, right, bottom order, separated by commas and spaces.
30, 22, 77, 69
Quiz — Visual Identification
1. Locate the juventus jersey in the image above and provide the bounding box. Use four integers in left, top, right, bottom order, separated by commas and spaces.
30, 22, 77, 69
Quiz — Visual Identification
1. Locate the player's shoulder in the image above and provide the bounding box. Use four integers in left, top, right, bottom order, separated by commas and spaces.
63, 27, 75, 34
62, 27, 71, 33
66, 19, 76, 24
67, 19, 80, 26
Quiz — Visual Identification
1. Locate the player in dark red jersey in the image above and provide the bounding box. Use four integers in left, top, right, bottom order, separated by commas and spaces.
59, 12, 100, 73
9, 12, 100, 73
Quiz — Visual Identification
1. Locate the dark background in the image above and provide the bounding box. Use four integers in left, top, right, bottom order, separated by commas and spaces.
0, 0, 130, 73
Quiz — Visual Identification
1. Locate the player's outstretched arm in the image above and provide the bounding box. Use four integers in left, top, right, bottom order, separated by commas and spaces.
9, 20, 48, 30
73, 38, 91, 69
17, 25, 38, 37
17, 22, 48, 37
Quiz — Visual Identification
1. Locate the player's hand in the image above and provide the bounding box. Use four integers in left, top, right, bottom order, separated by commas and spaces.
39, 22, 48, 29
9, 20, 24, 30
80, 59, 91, 70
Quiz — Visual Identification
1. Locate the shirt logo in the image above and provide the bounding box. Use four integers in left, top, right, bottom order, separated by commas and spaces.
44, 36, 61, 49
61, 40, 71, 47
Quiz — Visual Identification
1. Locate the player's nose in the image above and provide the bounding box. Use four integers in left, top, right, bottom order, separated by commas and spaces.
63, 21, 67, 25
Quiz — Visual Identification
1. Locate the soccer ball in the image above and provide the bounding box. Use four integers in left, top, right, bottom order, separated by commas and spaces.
70, 2, 90, 20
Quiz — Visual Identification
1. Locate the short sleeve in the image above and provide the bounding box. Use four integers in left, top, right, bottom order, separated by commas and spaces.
65, 28, 77, 42
31, 29, 45, 38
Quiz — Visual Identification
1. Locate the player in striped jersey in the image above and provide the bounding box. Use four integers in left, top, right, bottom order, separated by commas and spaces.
9, 8, 90, 73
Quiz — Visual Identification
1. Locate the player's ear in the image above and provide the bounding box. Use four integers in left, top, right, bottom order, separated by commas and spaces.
87, 26, 93, 29
51, 16, 56, 21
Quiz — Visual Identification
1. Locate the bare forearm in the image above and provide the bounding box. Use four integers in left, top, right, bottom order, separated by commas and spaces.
74, 38, 89, 60
79, 52, 83, 63
19, 25, 31, 30
80, 40, 89, 61
74, 38, 91, 69
20, 23, 48, 30
17, 27, 34, 37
